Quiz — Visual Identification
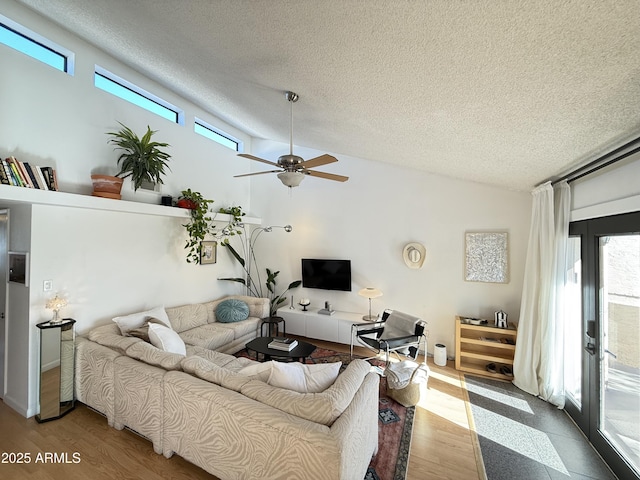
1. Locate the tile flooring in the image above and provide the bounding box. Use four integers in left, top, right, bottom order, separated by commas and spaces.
465, 375, 619, 480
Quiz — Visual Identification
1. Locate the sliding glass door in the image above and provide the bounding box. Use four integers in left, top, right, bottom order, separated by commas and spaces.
566, 211, 640, 480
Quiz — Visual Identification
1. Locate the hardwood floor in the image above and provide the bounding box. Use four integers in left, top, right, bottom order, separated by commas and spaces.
0, 341, 484, 480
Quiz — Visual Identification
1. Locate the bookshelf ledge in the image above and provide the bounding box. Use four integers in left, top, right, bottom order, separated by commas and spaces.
0, 184, 261, 224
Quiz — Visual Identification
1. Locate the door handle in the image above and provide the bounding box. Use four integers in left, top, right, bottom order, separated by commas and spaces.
604, 349, 617, 359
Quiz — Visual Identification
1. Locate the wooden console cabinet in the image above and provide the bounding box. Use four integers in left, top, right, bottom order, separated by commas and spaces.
455, 316, 517, 380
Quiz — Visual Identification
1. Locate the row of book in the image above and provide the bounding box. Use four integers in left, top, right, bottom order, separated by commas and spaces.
268, 337, 298, 351
1, 156, 59, 191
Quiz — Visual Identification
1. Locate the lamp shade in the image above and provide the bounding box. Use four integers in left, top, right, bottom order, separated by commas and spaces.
277, 171, 305, 187
358, 287, 383, 299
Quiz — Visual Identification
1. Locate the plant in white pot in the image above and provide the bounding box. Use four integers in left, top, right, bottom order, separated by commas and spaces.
92, 122, 171, 199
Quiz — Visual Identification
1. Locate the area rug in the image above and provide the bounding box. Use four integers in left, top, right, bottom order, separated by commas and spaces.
235, 347, 414, 480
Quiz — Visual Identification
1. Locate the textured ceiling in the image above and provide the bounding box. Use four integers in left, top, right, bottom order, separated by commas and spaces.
16, 0, 640, 190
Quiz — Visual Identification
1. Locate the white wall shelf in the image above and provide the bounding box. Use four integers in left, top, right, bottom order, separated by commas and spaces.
0, 184, 261, 223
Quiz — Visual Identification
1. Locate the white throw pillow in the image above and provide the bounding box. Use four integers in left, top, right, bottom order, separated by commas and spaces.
238, 361, 274, 382
113, 306, 172, 335
268, 362, 342, 393
147, 323, 186, 356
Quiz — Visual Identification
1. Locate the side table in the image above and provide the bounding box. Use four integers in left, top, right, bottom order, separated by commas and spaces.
36, 318, 76, 422
261, 316, 286, 337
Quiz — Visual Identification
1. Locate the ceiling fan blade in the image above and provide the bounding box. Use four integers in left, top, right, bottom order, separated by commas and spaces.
238, 153, 279, 167
300, 154, 338, 169
234, 170, 281, 178
306, 170, 349, 182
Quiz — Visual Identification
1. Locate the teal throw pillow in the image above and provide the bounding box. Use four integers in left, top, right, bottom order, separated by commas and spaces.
216, 299, 250, 323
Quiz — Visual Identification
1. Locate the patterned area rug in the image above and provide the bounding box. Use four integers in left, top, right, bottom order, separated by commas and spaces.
235, 346, 414, 480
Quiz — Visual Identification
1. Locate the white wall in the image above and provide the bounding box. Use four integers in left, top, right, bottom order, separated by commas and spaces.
249, 140, 532, 355
0, 2, 254, 416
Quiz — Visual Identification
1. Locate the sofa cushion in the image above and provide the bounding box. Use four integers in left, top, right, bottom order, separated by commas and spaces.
240, 359, 372, 426
215, 299, 250, 323
148, 323, 187, 355
180, 356, 253, 392
186, 345, 256, 372
125, 342, 184, 371
212, 316, 260, 339
87, 324, 142, 353
268, 361, 342, 393
113, 306, 171, 335
166, 303, 208, 333
237, 361, 274, 382
179, 324, 235, 350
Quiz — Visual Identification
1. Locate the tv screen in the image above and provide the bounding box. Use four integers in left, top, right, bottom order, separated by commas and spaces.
301, 259, 352, 291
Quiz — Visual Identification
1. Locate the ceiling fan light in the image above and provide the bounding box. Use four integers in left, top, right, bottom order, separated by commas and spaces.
277, 171, 305, 187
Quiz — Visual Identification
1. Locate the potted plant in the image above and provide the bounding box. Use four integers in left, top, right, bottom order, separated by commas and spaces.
92, 122, 171, 198
265, 268, 302, 317
219, 222, 301, 313
179, 189, 214, 264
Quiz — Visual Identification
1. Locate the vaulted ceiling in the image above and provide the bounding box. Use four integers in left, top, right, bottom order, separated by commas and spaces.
16, 0, 640, 190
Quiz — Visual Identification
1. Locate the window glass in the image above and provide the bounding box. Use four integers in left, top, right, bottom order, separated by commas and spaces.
0, 15, 73, 74
94, 66, 183, 125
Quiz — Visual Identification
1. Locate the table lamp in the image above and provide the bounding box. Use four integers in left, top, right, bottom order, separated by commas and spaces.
358, 287, 382, 321
46, 294, 67, 324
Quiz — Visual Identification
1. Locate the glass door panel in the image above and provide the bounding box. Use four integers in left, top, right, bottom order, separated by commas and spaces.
565, 236, 583, 407
599, 234, 640, 476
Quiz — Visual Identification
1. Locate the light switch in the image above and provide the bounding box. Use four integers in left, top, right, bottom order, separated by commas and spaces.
43, 280, 53, 292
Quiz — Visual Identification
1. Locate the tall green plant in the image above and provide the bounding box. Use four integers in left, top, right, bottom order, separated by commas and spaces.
220, 224, 300, 315
107, 122, 171, 190
265, 268, 301, 316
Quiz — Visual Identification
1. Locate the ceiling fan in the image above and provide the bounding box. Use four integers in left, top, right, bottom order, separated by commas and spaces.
235, 91, 349, 188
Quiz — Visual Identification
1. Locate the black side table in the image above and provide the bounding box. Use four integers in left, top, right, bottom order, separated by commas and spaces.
260, 316, 286, 337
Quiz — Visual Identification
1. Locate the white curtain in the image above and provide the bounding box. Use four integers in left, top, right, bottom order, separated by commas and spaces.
513, 181, 570, 408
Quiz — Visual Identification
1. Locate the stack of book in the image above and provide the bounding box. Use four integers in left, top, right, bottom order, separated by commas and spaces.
0, 156, 58, 191
268, 337, 298, 351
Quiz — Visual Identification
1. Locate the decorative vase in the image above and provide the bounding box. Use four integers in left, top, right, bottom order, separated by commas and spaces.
91, 174, 124, 199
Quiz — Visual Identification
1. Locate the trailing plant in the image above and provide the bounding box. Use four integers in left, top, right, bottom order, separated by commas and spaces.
218, 206, 245, 236
106, 122, 171, 191
180, 189, 214, 264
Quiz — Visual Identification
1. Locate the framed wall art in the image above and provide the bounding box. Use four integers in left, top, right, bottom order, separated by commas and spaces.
464, 232, 508, 283
200, 241, 217, 265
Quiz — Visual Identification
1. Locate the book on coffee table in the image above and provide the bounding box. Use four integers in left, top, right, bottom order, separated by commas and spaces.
268, 337, 298, 351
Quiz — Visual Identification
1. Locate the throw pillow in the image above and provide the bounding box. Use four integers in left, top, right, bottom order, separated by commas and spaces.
268, 361, 342, 393
126, 317, 168, 342
148, 323, 186, 356
215, 299, 250, 323
113, 306, 172, 335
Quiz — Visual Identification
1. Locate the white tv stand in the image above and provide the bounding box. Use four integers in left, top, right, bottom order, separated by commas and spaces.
277, 307, 372, 345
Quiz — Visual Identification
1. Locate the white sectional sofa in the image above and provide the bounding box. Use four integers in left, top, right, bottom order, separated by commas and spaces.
74, 295, 379, 480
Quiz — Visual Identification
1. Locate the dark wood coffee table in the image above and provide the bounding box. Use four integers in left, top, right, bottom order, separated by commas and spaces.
245, 337, 316, 363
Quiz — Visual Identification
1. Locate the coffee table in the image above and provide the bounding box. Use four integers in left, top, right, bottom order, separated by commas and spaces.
245, 337, 317, 363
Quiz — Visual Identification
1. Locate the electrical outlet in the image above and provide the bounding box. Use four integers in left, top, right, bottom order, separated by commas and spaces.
43, 280, 53, 292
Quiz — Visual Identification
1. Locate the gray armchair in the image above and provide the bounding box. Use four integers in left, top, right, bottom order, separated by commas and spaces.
350, 309, 427, 365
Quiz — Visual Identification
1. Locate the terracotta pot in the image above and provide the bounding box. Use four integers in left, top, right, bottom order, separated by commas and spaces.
176, 198, 198, 209
91, 174, 124, 199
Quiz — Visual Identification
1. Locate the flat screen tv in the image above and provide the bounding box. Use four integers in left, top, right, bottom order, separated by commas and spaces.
301, 259, 352, 291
